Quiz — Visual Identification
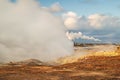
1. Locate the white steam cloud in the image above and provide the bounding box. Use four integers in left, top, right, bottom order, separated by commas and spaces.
66, 32, 101, 41
0, 0, 73, 63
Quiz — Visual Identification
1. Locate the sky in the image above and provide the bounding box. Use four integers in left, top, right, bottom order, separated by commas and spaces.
39, 0, 120, 17
38, 0, 120, 43
3, 0, 120, 43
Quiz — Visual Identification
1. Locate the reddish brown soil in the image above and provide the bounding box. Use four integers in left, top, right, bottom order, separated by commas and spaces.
0, 56, 120, 80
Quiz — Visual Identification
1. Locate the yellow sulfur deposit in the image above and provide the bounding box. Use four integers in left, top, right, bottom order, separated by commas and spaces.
88, 51, 119, 56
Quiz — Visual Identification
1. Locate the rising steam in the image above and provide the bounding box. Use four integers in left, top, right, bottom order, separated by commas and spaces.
66, 32, 101, 41
0, 0, 73, 63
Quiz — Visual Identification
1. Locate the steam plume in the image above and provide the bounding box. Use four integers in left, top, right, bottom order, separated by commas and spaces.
66, 32, 101, 41
0, 0, 73, 63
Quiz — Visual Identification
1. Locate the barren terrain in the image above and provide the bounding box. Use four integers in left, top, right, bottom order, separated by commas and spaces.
0, 44, 120, 80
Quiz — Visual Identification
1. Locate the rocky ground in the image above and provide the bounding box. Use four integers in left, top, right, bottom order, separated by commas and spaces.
0, 55, 120, 80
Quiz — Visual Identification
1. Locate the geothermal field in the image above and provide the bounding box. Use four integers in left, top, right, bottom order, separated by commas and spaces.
0, 44, 120, 80
1, 0, 120, 80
